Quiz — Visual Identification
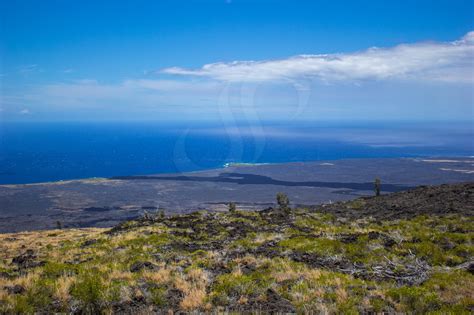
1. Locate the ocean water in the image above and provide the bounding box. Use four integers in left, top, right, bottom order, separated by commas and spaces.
0, 121, 472, 184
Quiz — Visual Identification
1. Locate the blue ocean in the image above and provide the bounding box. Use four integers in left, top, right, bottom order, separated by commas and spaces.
0, 121, 472, 184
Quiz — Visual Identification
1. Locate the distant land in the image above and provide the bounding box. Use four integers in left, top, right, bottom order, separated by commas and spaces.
0, 157, 473, 233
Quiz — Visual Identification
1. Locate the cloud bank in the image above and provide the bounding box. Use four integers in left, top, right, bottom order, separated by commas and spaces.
17, 79, 223, 109
3, 32, 473, 120
162, 31, 474, 83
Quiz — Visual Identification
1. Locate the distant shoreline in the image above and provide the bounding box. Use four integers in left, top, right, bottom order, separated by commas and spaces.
0, 157, 473, 233
2, 155, 474, 187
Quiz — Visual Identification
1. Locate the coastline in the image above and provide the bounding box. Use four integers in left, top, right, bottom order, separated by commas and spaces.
3, 155, 474, 187
0, 157, 473, 233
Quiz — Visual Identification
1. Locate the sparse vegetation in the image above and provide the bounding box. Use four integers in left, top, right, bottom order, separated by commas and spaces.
228, 202, 236, 213
375, 177, 381, 196
0, 184, 472, 313
158, 208, 166, 219
276, 192, 291, 214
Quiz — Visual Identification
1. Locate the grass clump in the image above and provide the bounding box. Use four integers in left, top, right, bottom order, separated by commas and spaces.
387, 286, 440, 313
211, 272, 264, 305
70, 270, 105, 312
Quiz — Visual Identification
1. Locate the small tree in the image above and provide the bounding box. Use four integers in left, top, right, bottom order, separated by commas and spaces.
374, 178, 381, 196
276, 192, 290, 213
228, 202, 236, 213
158, 208, 165, 219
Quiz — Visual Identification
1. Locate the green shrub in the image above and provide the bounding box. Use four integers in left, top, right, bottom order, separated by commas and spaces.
211, 272, 268, 305
279, 236, 343, 256
12, 295, 35, 314
42, 261, 77, 278
149, 286, 167, 306
71, 270, 105, 312
387, 286, 440, 312
29, 278, 55, 308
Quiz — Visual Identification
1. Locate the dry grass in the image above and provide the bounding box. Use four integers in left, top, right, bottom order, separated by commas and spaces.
109, 269, 134, 282
0, 228, 105, 261
174, 275, 192, 294
335, 286, 348, 303
431, 273, 474, 303
180, 287, 207, 310
142, 268, 172, 284
0, 270, 39, 291
186, 268, 208, 286
118, 286, 133, 304
54, 275, 75, 306
176, 268, 209, 310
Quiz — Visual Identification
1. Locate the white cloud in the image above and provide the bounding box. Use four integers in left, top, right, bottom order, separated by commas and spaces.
18, 64, 39, 74
6, 32, 473, 120
122, 79, 221, 91
162, 31, 474, 83
21, 78, 224, 108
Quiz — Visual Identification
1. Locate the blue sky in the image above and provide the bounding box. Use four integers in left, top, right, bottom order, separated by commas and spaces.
0, 0, 473, 121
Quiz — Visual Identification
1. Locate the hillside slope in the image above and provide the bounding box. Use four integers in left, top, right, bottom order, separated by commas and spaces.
316, 182, 474, 219
0, 183, 473, 313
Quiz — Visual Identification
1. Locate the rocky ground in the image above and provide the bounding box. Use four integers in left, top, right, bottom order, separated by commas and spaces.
317, 182, 474, 220
0, 182, 473, 313
1, 157, 473, 233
